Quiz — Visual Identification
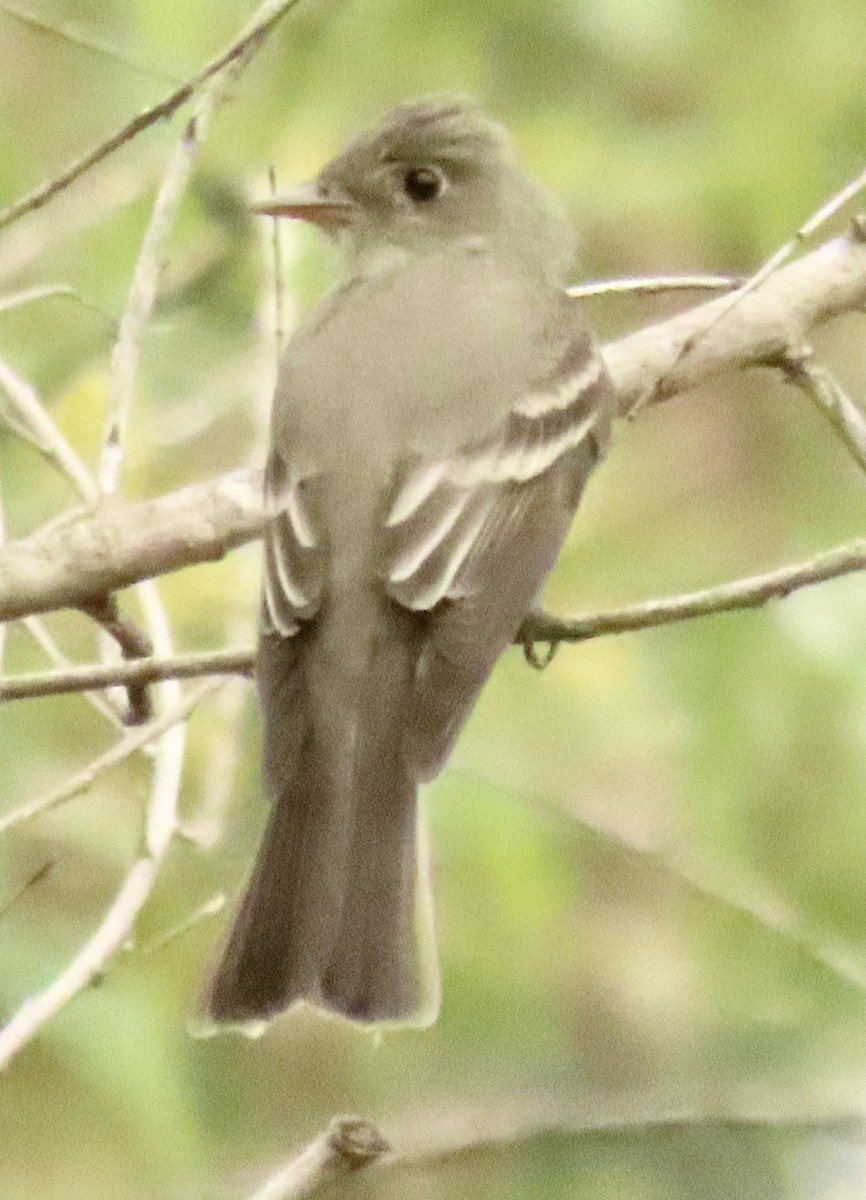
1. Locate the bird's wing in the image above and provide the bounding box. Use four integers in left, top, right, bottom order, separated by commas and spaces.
259, 452, 326, 637
381, 317, 614, 779
258, 299, 614, 778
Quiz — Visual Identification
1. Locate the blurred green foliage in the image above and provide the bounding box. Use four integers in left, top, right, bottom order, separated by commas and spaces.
2, 0, 866, 1197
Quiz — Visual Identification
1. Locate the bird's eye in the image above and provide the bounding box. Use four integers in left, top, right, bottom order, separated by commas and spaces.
403, 166, 445, 203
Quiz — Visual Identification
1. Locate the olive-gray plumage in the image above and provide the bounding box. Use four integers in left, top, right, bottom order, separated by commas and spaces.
205, 98, 614, 1027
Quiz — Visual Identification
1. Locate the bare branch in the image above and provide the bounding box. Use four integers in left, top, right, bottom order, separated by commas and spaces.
99, 20, 251, 495
0, 647, 254, 701
0, 40, 236, 1060
243, 1092, 864, 1199
0, 468, 263, 621
380, 1089, 863, 1174
0, 678, 221, 835
635, 166, 866, 410
0, 0, 179, 83
21, 615, 124, 724
246, 1117, 390, 1200
523, 538, 866, 643
0, 354, 96, 501
0, 226, 864, 623
606, 220, 866, 416
1, 520, 863, 706
568, 273, 742, 299
0, 679, 221, 1070
80, 595, 154, 722
779, 347, 866, 473
3, 537, 866, 700
0, 0, 305, 233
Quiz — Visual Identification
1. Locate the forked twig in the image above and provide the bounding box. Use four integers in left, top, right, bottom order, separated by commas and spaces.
0, 0, 306, 233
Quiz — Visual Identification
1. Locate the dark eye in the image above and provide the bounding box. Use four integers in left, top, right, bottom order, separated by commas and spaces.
403, 166, 445, 202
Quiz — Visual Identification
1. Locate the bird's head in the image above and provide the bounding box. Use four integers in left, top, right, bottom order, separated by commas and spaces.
254, 97, 574, 283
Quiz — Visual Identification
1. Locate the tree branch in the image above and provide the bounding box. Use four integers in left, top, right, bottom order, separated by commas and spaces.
0, 0, 305, 233
381, 1090, 861, 1173
779, 346, 866, 473
0, 677, 223, 1069
0, 468, 264, 621
605, 218, 866, 416
3, 535, 866, 701
244, 1090, 863, 1198
1, 224, 865, 626
245, 1117, 390, 1200
522, 537, 866, 642
0, 678, 222, 835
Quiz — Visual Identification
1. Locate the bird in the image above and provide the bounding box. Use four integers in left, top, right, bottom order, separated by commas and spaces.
203, 96, 615, 1030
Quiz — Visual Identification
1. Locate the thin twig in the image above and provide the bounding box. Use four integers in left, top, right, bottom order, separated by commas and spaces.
380, 1089, 863, 1175
778, 346, 866, 474
267, 164, 287, 359
522, 538, 866, 644
133, 579, 185, 849
182, 667, 253, 846
22, 615, 123, 724
0, 0, 180, 84
0, 677, 217, 1063
4, 535, 866, 700
0, 680, 222, 1070
0, 353, 96, 501
246, 1118, 390, 1200
557, 796, 866, 997
81, 595, 154, 723
0, 861, 55, 923
568, 274, 742, 299
99, 82, 220, 494
605, 220, 866, 418
638, 168, 866, 411
135, 892, 226, 956
0, 678, 221, 835
0, 0, 306, 233
0, 647, 254, 701
0, 283, 112, 322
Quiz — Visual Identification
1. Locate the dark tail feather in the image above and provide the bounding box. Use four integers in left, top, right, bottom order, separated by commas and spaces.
204, 727, 339, 1025
204, 621, 438, 1028
319, 637, 426, 1021
317, 619, 439, 1022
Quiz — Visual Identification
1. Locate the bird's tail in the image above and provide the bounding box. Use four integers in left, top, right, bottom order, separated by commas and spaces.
203, 609, 439, 1029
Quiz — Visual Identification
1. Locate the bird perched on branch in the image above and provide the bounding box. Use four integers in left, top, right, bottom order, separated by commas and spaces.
203, 96, 614, 1030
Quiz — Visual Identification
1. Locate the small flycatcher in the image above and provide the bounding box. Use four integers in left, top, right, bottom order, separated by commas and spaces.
205, 97, 615, 1028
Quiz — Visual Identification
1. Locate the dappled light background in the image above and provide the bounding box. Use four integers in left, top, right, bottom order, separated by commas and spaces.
2, 1, 866, 1197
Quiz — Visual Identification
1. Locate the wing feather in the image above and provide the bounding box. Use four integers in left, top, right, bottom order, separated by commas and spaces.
259, 305, 614, 789
259, 455, 326, 637
380, 318, 614, 779
383, 327, 611, 614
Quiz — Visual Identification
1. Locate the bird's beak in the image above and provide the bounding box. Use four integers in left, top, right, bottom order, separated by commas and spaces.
251, 182, 355, 229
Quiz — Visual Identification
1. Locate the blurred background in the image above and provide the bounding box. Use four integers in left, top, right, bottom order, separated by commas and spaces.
2, 0, 866, 1197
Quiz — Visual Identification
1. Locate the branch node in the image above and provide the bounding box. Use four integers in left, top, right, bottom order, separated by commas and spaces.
774, 344, 866, 475
326, 1116, 391, 1169
79, 595, 154, 724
